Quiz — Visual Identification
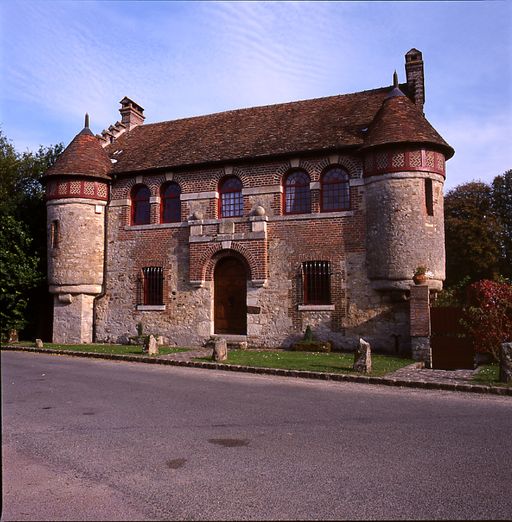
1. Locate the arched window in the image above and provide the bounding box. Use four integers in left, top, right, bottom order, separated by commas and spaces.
161, 182, 181, 223
219, 176, 243, 218
131, 184, 151, 225
321, 167, 350, 211
284, 170, 311, 214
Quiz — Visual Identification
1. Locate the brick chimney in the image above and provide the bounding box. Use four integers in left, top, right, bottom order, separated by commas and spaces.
405, 49, 425, 113
119, 97, 145, 130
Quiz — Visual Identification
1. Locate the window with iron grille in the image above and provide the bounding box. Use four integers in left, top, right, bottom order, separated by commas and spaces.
284, 170, 311, 214
161, 182, 181, 223
321, 167, 350, 211
131, 184, 151, 225
302, 261, 331, 305
137, 267, 164, 305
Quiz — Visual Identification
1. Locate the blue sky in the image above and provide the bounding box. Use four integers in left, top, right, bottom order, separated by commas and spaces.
1, 0, 511, 190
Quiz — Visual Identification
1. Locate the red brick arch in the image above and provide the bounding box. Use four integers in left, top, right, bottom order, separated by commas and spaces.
190, 240, 267, 284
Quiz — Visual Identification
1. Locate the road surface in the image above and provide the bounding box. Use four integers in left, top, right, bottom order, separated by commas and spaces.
2, 351, 511, 520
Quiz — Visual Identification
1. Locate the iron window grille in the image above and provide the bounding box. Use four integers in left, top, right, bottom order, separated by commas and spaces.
219, 176, 243, 218
321, 167, 350, 211
137, 267, 164, 305
161, 182, 181, 223
302, 261, 331, 305
131, 185, 151, 225
284, 170, 311, 214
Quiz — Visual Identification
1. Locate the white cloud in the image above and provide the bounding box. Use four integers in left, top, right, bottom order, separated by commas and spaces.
441, 114, 512, 190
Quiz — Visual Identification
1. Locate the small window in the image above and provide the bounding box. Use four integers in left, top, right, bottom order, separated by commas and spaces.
161, 182, 181, 223
219, 176, 243, 218
425, 178, 434, 216
284, 170, 311, 214
137, 267, 164, 305
50, 220, 59, 248
321, 167, 350, 211
302, 261, 331, 305
131, 185, 151, 225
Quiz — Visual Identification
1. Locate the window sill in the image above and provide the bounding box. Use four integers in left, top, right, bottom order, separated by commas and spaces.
298, 304, 335, 311
136, 305, 166, 311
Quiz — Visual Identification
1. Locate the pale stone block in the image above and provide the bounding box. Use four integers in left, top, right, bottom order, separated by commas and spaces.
190, 224, 203, 236
353, 338, 372, 374
213, 338, 228, 361
290, 158, 300, 168
219, 221, 235, 234
500, 342, 512, 383
35, 339, 44, 348
147, 335, 159, 355
251, 220, 267, 233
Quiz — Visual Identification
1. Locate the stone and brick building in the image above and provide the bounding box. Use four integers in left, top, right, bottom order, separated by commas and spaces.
43, 48, 454, 356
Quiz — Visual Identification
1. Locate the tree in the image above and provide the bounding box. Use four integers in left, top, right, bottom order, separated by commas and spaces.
444, 181, 503, 287
492, 169, 512, 280
0, 215, 41, 340
0, 129, 63, 340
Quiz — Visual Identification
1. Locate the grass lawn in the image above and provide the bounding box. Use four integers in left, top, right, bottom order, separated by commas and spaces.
473, 364, 511, 387
8, 342, 189, 356
196, 349, 413, 377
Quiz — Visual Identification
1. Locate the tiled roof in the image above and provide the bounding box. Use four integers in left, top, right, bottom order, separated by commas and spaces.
44, 128, 112, 180
362, 93, 454, 158
106, 87, 396, 174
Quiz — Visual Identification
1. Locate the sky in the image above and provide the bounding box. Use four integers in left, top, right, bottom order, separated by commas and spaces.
1, 0, 511, 191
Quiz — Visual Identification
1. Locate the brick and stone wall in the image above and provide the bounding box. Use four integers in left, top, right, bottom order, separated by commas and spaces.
93, 152, 415, 353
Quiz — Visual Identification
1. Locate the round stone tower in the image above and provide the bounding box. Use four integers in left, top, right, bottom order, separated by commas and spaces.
42, 115, 112, 343
362, 81, 454, 293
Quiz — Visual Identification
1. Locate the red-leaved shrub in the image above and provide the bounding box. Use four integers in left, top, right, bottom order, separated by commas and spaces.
464, 280, 512, 361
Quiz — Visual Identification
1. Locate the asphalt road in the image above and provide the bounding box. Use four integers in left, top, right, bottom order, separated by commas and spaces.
2, 351, 512, 521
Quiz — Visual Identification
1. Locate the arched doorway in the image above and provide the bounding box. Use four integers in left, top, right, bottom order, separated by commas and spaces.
214, 256, 247, 335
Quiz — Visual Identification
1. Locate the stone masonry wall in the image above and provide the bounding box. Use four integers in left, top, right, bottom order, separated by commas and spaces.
95, 153, 414, 352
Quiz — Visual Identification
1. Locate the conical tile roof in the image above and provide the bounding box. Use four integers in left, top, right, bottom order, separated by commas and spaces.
361, 90, 454, 158
44, 123, 112, 181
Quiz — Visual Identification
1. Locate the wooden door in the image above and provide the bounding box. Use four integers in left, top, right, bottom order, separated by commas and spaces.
214, 257, 247, 334
431, 306, 474, 369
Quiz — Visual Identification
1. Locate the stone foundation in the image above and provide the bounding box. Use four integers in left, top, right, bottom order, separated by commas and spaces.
52, 293, 95, 344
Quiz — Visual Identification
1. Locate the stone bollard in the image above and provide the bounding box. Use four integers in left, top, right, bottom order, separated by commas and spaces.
35, 339, 44, 348
147, 335, 159, 355
353, 338, 372, 374
500, 342, 512, 383
213, 338, 228, 362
